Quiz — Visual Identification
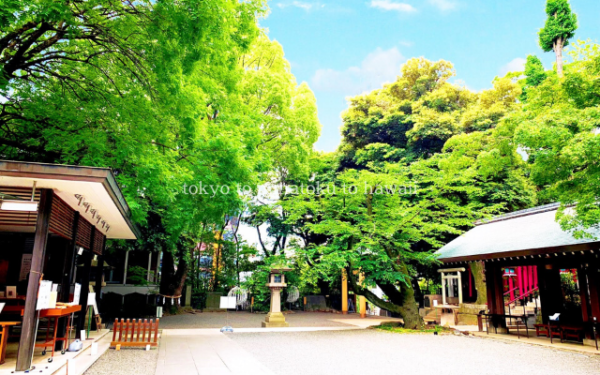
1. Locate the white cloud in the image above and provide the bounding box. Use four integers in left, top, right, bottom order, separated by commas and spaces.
370, 1, 417, 13
311, 47, 405, 95
276, 1, 324, 11
399, 40, 414, 47
429, 0, 458, 11
499, 57, 527, 77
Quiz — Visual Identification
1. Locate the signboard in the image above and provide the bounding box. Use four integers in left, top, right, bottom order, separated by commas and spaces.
219, 296, 236, 309
503, 268, 516, 277
88, 292, 99, 315
19, 254, 32, 281
73, 283, 81, 304
37, 280, 53, 310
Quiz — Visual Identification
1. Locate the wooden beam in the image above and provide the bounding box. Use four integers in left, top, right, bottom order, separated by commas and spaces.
16, 189, 53, 371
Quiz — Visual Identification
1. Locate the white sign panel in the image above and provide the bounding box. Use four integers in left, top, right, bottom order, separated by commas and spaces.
37, 280, 53, 310
219, 296, 236, 309
73, 283, 81, 304
19, 254, 32, 281
88, 292, 99, 315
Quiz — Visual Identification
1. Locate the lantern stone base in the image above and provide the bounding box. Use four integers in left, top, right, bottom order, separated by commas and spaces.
261, 312, 289, 327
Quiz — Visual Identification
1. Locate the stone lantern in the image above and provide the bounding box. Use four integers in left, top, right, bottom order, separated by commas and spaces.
262, 265, 293, 327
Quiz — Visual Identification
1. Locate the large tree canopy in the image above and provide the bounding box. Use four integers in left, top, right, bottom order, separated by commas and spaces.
0, 0, 322, 300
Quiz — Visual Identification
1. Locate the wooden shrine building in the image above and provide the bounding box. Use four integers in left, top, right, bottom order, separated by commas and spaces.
0, 160, 138, 371
435, 203, 600, 346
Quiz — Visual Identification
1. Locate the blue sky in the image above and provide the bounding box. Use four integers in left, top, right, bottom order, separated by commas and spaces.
260, 0, 600, 152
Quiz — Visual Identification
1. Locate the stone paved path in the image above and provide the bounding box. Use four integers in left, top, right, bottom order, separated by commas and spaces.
156, 329, 276, 375
158, 311, 401, 329
230, 330, 600, 375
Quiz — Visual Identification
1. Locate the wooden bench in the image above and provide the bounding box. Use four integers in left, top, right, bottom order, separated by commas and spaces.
561, 325, 584, 342
111, 318, 159, 348
534, 323, 549, 337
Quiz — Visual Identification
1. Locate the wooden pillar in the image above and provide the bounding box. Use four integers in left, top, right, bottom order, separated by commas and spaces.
457, 271, 463, 305
538, 264, 562, 324
587, 261, 600, 321
76, 252, 92, 338
578, 266, 592, 339
76, 227, 95, 338
508, 276, 515, 302
359, 273, 367, 318
147, 252, 152, 282
94, 236, 106, 309
441, 273, 447, 305
91, 237, 105, 331
485, 262, 507, 332
523, 266, 529, 296
529, 266, 534, 294
56, 211, 80, 350
16, 189, 53, 371
517, 266, 523, 296
123, 250, 129, 285
341, 269, 348, 314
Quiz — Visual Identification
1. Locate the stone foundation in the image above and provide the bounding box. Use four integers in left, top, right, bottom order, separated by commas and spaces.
261, 312, 289, 327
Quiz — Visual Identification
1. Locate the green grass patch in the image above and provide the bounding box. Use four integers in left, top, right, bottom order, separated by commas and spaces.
374, 323, 448, 334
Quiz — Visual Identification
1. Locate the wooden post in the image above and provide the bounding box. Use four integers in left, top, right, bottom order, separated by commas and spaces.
586, 261, 600, 321
485, 262, 507, 333
578, 266, 592, 339
76, 228, 95, 338
538, 264, 563, 324
16, 189, 53, 371
359, 273, 367, 318
91, 237, 105, 331
341, 269, 348, 314
56, 211, 80, 351
441, 273, 447, 305
147, 252, 152, 283
457, 271, 463, 305
123, 250, 129, 285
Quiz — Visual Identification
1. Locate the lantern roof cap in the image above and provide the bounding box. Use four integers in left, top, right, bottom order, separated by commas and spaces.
268, 264, 293, 273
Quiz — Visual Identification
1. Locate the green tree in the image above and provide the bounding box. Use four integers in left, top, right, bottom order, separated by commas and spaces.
539, 0, 578, 77
515, 41, 600, 237
524, 55, 548, 87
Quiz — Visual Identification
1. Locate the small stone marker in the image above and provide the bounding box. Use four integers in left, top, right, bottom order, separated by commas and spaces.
146, 344, 150, 351
91, 342, 98, 355
116, 344, 121, 351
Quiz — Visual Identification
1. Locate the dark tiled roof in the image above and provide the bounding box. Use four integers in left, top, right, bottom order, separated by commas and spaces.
435, 205, 600, 262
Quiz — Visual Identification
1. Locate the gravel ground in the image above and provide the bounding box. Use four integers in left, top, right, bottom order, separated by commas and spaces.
159, 311, 371, 329
229, 329, 600, 375
83, 347, 158, 375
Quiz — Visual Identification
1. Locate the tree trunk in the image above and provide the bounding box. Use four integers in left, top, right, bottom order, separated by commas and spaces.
159, 247, 188, 309
555, 38, 564, 78
346, 267, 424, 329
470, 261, 487, 305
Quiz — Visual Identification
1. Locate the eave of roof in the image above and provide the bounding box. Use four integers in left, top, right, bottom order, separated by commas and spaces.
435, 204, 600, 263
0, 160, 140, 239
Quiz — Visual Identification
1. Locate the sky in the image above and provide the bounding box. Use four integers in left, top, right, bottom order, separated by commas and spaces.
259, 0, 600, 152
